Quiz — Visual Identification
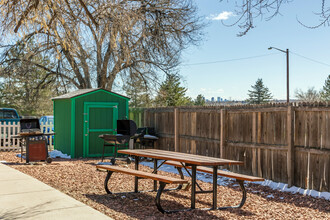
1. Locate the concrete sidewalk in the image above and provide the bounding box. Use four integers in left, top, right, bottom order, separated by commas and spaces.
0, 163, 112, 220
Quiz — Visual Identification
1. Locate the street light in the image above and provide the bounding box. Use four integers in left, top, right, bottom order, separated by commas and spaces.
268, 47, 290, 104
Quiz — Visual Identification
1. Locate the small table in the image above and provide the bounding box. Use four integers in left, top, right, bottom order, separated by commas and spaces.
117, 149, 243, 210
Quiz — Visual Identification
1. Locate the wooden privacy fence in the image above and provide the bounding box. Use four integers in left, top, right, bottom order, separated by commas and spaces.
130, 103, 330, 192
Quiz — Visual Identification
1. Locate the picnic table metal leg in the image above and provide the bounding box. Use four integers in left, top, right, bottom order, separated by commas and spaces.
153, 160, 184, 191
104, 171, 114, 194
212, 165, 218, 209
174, 167, 184, 190
26, 138, 30, 163
155, 182, 167, 213
191, 165, 197, 209
21, 140, 23, 162
155, 182, 190, 214
112, 143, 118, 164
180, 164, 204, 191
134, 156, 139, 193
153, 159, 158, 191
101, 142, 105, 162
218, 180, 247, 210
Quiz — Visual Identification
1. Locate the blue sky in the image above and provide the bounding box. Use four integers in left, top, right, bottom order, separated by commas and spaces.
178, 0, 330, 100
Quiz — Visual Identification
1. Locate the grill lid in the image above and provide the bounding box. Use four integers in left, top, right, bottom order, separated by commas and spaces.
20, 118, 40, 133
117, 120, 137, 136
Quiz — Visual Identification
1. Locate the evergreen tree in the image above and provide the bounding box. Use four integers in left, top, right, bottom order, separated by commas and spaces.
155, 74, 192, 106
320, 75, 330, 101
247, 78, 273, 104
194, 94, 205, 106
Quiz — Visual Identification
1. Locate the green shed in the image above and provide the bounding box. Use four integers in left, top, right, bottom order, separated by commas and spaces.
52, 88, 129, 158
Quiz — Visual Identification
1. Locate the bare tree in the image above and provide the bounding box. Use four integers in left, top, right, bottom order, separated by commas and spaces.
0, 0, 203, 90
295, 87, 321, 102
221, 0, 330, 36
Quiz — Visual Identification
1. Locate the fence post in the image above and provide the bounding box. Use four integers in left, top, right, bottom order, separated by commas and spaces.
252, 112, 258, 176
191, 112, 197, 154
257, 112, 262, 177
287, 105, 295, 187
143, 109, 147, 127
220, 109, 227, 158
174, 108, 180, 152
139, 109, 142, 127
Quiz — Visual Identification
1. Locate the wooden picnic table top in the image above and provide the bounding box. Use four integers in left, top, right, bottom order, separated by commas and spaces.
117, 149, 243, 166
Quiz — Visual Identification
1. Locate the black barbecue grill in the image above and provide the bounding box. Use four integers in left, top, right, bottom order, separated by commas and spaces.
16, 118, 53, 163
99, 120, 158, 164
20, 118, 41, 133
133, 127, 158, 149
99, 119, 137, 164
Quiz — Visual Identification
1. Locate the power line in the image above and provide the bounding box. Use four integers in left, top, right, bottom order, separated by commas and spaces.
181, 51, 330, 68
181, 52, 279, 66
290, 51, 330, 67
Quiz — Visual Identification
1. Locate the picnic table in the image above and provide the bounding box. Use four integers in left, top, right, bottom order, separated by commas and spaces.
117, 149, 244, 211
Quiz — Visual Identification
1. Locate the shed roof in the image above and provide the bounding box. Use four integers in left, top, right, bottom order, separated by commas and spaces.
52, 88, 129, 100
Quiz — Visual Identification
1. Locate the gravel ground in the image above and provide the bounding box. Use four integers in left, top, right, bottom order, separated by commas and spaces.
1, 151, 329, 219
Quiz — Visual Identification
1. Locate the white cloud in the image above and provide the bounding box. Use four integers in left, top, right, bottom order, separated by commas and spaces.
207, 11, 234, 21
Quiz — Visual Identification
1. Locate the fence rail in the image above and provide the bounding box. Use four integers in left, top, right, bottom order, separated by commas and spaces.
130, 103, 330, 192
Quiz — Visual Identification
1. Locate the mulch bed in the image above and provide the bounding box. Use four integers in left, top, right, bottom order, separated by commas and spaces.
1, 151, 329, 219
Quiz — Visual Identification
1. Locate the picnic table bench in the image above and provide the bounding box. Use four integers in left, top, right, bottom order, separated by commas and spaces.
96, 165, 188, 213
164, 160, 264, 209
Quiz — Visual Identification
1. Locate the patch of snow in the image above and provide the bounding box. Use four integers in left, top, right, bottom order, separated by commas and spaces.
143, 135, 158, 139
279, 197, 284, 200
320, 192, 330, 200
254, 179, 330, 201
0, 161, 7, 163
266, 194, 274, 199
140, 161, 330, 201
17, 151, 70, 160
96, 162, 112, 165
49, 150, 71, 159
16, 154, 26, 159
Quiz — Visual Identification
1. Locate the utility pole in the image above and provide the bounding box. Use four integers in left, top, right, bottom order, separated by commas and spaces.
268, 47, 290, 103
